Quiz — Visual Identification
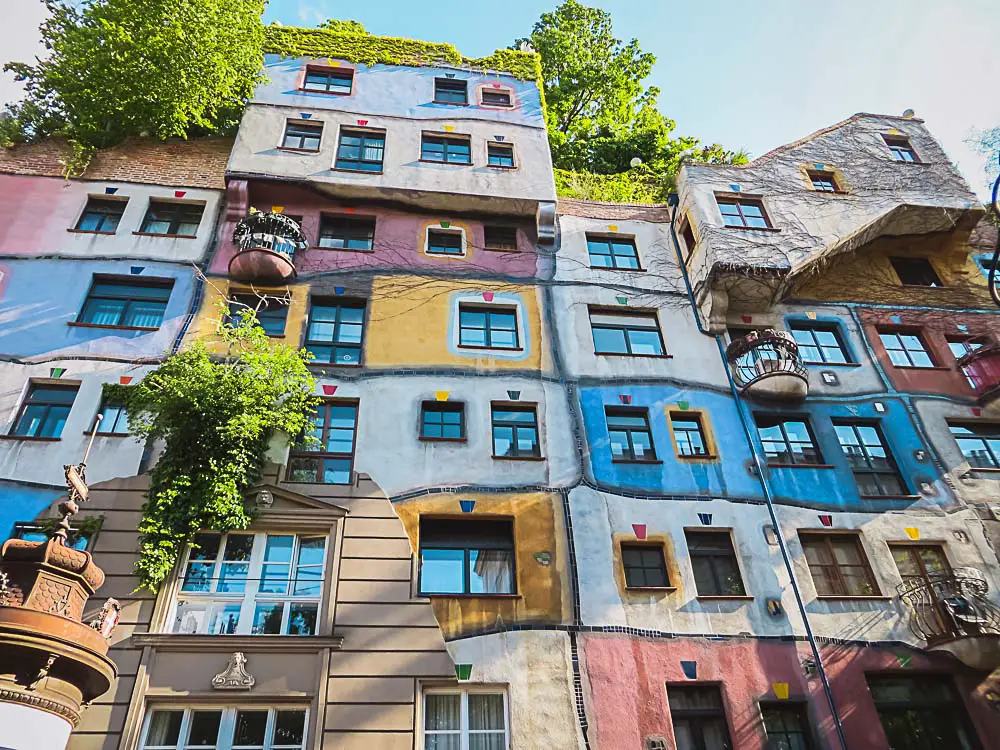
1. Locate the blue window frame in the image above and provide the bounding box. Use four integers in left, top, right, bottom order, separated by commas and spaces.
12, 522, 93, 551
95, 399, 130, 435
304, 301, 365, 366
11, 384, 78, 438
788, 322, 851, 364
77, 276, 173, 329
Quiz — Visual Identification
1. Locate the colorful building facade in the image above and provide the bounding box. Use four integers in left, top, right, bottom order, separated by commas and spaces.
2, 27, 1000, 750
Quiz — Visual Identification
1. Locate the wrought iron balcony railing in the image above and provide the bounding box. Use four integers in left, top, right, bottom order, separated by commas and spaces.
229, 211, 307, 282
725, 329, 808, 401
957, 337, 1000, 405
897, 568, 1000, 650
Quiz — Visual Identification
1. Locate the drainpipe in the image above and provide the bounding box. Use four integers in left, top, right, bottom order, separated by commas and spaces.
667, 192, 849, 750
988, 153, 1000, 308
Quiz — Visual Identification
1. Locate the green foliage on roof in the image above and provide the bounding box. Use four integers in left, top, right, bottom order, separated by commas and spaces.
554, 167, 667, 204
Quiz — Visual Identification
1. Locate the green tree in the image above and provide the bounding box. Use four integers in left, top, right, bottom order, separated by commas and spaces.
107, 307, 319, 591
319, 19, 370, 35
0, 0, 266, 150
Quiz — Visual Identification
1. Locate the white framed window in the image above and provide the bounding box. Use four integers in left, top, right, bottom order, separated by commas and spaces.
140, 707, 307, 750
425, 225, 467, 257
172, 532, 326, 635
422, 688, 509, 750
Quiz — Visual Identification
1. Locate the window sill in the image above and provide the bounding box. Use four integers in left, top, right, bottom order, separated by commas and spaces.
67, 321, 160, 332
278, 146, 321, 154
805, 361, 862, 368
595, 352, 673, 359
898, 283, 947, 289
722, 226, 781, 233
483, 246, 520, 253
431, 100, 470, 106
858, 494, 921, 501
480, 103, 515, 109
492, 455, 545, 462
418, 436, 468, 444
815, 595, 891, 602
457, 345, 524, 354
767, 463, 836, 469
422, 593, 520, 599
968, 467, 1000, 474
612, 458, 664, 465
307, 362, 362, 369
418, 159, 472, 167
66, 228, 116, 236
487, 164, 518, 170
588, 266, 646, 273
132, 231, 197, 239
0, 435, 61, 442
308, 246, 376, 254
676, 455, 719, 461
83, 431, 130, 438
888, 365, 951, 371
695, 595, 754, 601
300, 88, 351, 97
625, 586, 677, 593
331, 166, 384, 175
131, 633, 345, 651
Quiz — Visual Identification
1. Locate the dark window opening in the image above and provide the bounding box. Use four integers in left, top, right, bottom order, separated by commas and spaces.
621, 543, 669, 588
666, 685, 733, 750
487, 142, 515, 168
334, 129, 385, 172
761, 703, 814, 750
484, 226, 518, 251
318, 216, 375, 251
288, 401, 358, 484
77, 276, 173, 329
686, 531, 746, 596
949, 422, 1000, 469
807, 170, 839, 192
304, 300, 365, 366
833, 420, 907, 497
868, 675, 978, 750
421, 134, 472, 164
434, 78, 468, 104
419, 517, 514, 595
883, 135, 919, 163
74, 197, 126, 233
11, 384, 78, 439
799, 532, 879, 597
755, 415, 822, 466
890, 257, 942, 287
421, 401, 465, 441
282, 121, 323, 151
427, 229, 464, 255
481, 89, 512, 106
303, 66, 353, 95
139, 201, 204, 236
681, 221, 696, 259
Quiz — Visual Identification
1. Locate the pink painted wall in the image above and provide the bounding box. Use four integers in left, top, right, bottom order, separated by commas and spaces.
209, 182, 543, 279
0, 175, 79, 253
581, 634, 1000, 749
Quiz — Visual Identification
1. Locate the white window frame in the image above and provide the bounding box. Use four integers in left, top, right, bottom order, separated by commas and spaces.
424, 224, 468, 257
139, 706, 308, 750
421, 687, 510, 750
170, 531, 327, 636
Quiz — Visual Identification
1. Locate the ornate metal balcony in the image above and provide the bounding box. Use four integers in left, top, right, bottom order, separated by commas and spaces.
229, 211, 307, 283
725, 329, 808, 402
957, 336, 1000, 406
897, 568, 1000, 669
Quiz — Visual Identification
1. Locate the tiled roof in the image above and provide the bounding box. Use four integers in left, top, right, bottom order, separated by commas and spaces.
557, 197, 672, 222
0, 137, 232, 189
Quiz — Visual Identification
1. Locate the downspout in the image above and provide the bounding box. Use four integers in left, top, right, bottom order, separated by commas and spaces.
667, 192, 849, 750
988, 152, 1000, 308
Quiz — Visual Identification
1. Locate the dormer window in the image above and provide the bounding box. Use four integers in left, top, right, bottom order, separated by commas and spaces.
889, 256, 942, 287
883, 135, 918, 162
807, 170, 839, 192
302, 65, 353, 95
717, 197, 771, 229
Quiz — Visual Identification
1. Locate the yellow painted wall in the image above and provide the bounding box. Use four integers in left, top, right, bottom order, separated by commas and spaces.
394, 492, 572, 639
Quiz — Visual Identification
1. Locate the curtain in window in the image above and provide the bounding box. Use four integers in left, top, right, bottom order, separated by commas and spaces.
425, 693, 460, 749
469, 693, 506, 750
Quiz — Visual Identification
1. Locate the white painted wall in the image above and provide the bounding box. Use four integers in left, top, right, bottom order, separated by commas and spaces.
0, 702, 72, 750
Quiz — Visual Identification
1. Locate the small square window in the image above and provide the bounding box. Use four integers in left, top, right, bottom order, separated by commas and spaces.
606, 407, 657, 462
716, 197, 772, 229
889, 256, 942, 287
883, 135, 918, 162
481, 89, 513, 107
686, 530, 746, 596
281, 121, 323, 151
427, 229, 464, 256
460, 304, 519, 350
807, 170, 839, 192
755, 415, 822, 466
484, 226, 518, 251
334, 128, 385, 172
303, 65, 353, 95
433, 78, 468, 105
10, 383, 78, 439
95, 398, 130, 435
419, 517, 514, 594
789, 322, 851, 364
139, 201, 204, 237
587, 234, 641, 270
487, 142, 515, 168
420, 401, 465, 441
421, 133, 472, 165
670, 413, 709, 457
621, 543, 669, 588
491, 404, 539, 458
74, 197, 126, 233
77, 276, 174, 329
318, 216, 375, 251
228, 294, 289, 336
878, 328, 935, 368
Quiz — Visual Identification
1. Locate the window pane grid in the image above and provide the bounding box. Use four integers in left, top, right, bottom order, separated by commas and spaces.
303, 67, 352, 94
140, 201, 204, 236
878, 330, 934, 368
422, 691, 508, 750
586, 235, 640, 269
281, 122, 322, 151
487, 143, 514, 167
671, 415, 708, 457
491, 406, 539, 458
11, 384, 78, 438
288, 402, 358, 484
484, 227, 518, 250
606, 408, 656, 462
428, 230, 464, 255
142, 708, 306, 750
78, 277, 173, 328
949, 423, 1000, 468
789, 324, 849, 364
621, 544, 668, 588
334, 130, 385, 172
687, 531, 746, 596
717, 198, 770, 229
421, 402, 465, 440
800, 534, 878, 596
434, 78, 468, 104
590, 310, 664, 356
755, 417, 821, 465
304, 303, 365, 365
422, 135, 472, 164
481, 90, 512, 106
75, 197, 126, 232
96, 400, 130, 434
317, 218, 375, 250
459, 305, 519, 350
833, 421, 906, 496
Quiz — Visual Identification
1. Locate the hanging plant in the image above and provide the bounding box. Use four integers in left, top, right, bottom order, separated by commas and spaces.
107, 308, 319, 591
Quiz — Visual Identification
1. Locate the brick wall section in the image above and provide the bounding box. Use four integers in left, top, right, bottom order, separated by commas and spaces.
0, 137, 232, 189
557, 197, 672, 223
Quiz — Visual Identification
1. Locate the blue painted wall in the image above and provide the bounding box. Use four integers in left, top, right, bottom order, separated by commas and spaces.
0, 481, 60, 541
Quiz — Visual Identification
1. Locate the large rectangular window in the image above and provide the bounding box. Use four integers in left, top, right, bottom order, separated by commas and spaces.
589, 309, 664, 356
334, 128, 384, 172
173, 531, 326, 636
868, 676, 978, 750
288, 401, 358, 484
799, 532, 879, 597
755, 415, 822, 466
281, 121, 323, 151
304, 301, 365, 365
605, 407, 656, 462
77, 276, 173, 329
317, 216, 375, 251
422, 689, 509, 750
761, 704, 814, 750
491, 404, 539, 458
140, 707, 307, 750
833, 420, 906, 496
621, 543, 669, 589
879, 329, 935, 368
420, 401, 465, 441
433, 78, 468, 104
586, 234, 640, 270
717, 197, 771, 229
949, 422, 1000, 469
228, 295, 288, 337
74, 197, 126, 233
421, 133, 472, 164
789, 322, 850, 364
667, 685, 733, 750
303, 65, 352, 94
139, 200, 204, 237
11, 383, 78, 438
459, 305, 519, 350
686, 531, 746, 597
419, 517, 514, 595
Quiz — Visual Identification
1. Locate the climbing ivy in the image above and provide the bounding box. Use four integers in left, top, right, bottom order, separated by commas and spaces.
107, 309, 319, 591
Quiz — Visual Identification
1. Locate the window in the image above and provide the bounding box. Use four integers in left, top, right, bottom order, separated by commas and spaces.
288, 402, 358, 484
891, 544, 950, 588
481, 89, 512, 107
670, 413, 709, 458
890, 257, 942, 287
947, 336, 984, 361
12, 521, 92, 551
589, 309, 664, 356
606, 407, 656, 462
621, 543, 669, 588
949, 422, 1000, 469
433, 78, 468, 104
334, 128, 384, 172
587, 234, 641, 270
459, 305, 519, 350
421, 401, 465, 441
807, 170, 838, 192
95, 398, 130, 435
716, 197, 771, 229
867, 676, 978, 750
799, 532, 879, 597
281, 121, 322, 151
139, 201, 204, 236
487, 142, 515, 168
422, 689, 509, 750
304, 301, 365, 365
789, 322, 850, 364
883, 135, 919, 163
686, 531, 746, 596
228, 295, 288, 337
74, 197, 126, 233
761, 704, 813, 750
140, 707, 307, 750
427, 229, 465, 256
833, 421, 906, 496
419, 517, 514, 595
491, 404, 539, 458
303, 65, 352, 94
422, 133, 472, 164
484, 226, 518, 251
173, 532, 326, 636
666, 685, 733, 750
317, 216, 375, 251
77, 276, 173, 329
755, 416, 822, 466
680, 220, 696, 260
10, 384, 77, 438
878, 329, 935, 368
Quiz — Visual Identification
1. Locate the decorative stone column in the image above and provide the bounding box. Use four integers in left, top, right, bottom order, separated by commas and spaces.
0, 464, 119, 750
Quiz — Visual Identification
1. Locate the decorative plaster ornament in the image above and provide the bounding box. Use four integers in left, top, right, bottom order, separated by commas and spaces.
741, 315, 752, 324
492, 83, 502, 89
440, 221, 451, 228
343, 207, 357, 214
50, 367, 66, 378
632, 523, 647, 540
327, 59, 340, 67
533, 552, 552, 566
801, 657, 817, 677
887, 128, 901, 135
119, 376, 133, 385
444, 72, 455, 78
619, 394, 632, 405
805, 311, 817, 320
676, 401, 689, 411
272, 206, 285, 213
818, 515, 833, 527
607, 225, 618, 232
299, 112, 312, 119
435, 391, 449, 402
322, 385, 338, 396
335, 286, 345, 295
821, 371, 838, 385
212, 652, 255, 690
507, 390, 520, 400
455, 664, 472, 680
763, 525, 778, 546
356, 119, 368, 126
482, 291, 494, 302
130, 266, 145, 275
957, 324, 969, 332
104, 187, 118, 195
766, 599, 784, 616
256, 489, 274, 508
615, 296, 628, 305
680, 661, 697, 679
494, 135, 505, 142
813, 164, 825, 171
772, 682, 789, 700
697, 513, 712, 526
174, 191, 186, 198
896, 653, 911, 668
459, 500, 476, 513
443, 125, 455, 132
729, 184, 741, 192
953, 530, 970, 543
890, 314, 902, 324
913, 449, 927, 462
904, 527, 920, 540
973, 407, 983, 417
873, 402, 886, 413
